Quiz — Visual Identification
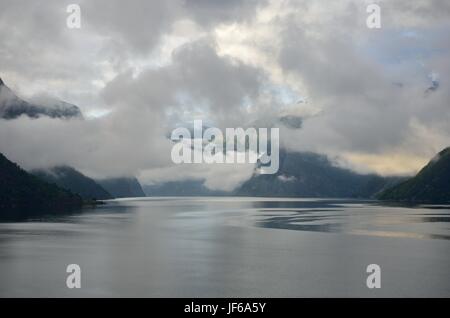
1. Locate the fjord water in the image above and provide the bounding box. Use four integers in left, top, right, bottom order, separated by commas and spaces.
0, 197, 449, 297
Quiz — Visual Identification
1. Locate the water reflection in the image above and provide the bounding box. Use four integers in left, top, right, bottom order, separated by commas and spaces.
251, 199, 450, 241
0, 197, 449, 297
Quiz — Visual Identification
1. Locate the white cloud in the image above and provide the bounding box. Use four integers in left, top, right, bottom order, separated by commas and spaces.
1, 0, 449, 189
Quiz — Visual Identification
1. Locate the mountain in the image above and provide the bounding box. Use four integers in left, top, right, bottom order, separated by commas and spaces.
97, 177, 146, 198
143, 150, 403, 198
32, 166, 112, 200
378, 147, 450, 203
234, 151, 404, 198
0, 77, 83, 119
0, 153, 82, 213
144, 180, 228, 196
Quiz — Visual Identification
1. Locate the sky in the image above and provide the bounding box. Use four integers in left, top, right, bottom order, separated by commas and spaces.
0, 0, 449, 190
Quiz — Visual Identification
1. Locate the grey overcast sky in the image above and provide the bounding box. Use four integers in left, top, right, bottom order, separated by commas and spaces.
0, 0, 449, 189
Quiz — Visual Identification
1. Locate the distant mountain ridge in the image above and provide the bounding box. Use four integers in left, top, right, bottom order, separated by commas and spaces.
144, 180, 228, 197
378, 147, 450, 203
0, 77, 83, 119
97, 177, 146, 198
31, 166, 146, 200
32, 166, 112, 200
235, 151, 404, 198
143, 151, 405, 198
0, 153, 82, 213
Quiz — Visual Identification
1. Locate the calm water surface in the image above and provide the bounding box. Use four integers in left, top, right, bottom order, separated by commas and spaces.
0, 197, 449, 297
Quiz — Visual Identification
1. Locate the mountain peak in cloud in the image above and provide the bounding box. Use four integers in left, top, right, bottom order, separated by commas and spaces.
0, 78, 83, 120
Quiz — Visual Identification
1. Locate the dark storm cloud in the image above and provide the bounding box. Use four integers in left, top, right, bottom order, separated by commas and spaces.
82, 0, 265, 55
101, 39, 265, 128
82, 0, 182, 54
